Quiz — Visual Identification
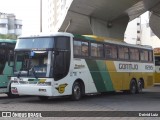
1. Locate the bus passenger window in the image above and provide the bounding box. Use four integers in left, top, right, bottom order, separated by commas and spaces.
105, 45, 117, 59
118, 46, 129, 60
74, 41, 81, 55
91, 43, 103, 58
97, 44, 103, 57
81, 42, 89, 56
149, 51, 153, 62
73, 40, 89, 57
130, 48, 139, 61
91, 43, 97, 57
140, 50, 148, 61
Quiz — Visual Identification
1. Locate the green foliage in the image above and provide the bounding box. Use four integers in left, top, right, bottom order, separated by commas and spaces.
0, 34, 17, 39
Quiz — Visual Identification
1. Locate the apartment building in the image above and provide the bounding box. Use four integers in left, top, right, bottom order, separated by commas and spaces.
125, 12, 160, 48
0, 12, 22, 36
48, 0, 72, 32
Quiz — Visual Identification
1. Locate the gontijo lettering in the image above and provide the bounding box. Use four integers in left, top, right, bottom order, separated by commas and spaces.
119, 64, 138, 70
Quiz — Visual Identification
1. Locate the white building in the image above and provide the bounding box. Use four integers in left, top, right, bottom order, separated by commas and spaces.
0, 12, 22, 36
47, 0, 72, 32
125, 12, 160, 48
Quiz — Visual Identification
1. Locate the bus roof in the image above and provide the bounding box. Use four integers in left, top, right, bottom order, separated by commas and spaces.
0, 39, 16, 44
18, 32, 152, 50
18, 32, 74, 38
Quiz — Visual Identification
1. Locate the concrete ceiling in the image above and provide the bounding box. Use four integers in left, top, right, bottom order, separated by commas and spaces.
58, 0, 160, 38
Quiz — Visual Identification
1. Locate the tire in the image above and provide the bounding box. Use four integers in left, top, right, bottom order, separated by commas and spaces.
71, 82, 82, 101
136, 81, 143, 93
7, 84, 18, 98
38, 96, 49, 101
130, 80, 136, 94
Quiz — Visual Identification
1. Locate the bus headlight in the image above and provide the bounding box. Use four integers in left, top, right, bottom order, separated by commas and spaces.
38, 82, 51, 86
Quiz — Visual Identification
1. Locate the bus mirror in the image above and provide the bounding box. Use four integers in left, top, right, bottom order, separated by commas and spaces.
30, 51, 35, 57
8, 54, 14, 67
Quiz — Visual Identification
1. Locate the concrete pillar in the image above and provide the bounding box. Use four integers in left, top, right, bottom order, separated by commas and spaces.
90, 15, 129, 40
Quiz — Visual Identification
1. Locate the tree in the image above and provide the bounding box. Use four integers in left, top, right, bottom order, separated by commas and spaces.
0, 34, 17, 39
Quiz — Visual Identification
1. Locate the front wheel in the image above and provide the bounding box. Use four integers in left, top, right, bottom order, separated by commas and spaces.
71, 82, 82, 101
7, 84, 18, 98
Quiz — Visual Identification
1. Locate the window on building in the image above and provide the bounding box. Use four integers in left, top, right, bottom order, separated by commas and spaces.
0, 24, 7, 28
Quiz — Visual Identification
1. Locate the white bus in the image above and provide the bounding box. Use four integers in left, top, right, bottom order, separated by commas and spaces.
11, 32, 154, 100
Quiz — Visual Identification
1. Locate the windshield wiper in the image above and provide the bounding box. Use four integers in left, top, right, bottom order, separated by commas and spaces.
14, 70, 28, 78
30, 66, 38, 79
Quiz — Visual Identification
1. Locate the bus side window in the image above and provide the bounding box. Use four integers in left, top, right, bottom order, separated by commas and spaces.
130, 48, 139, 61
105, 44, 117, 59
91, 43, 104, 58
118, 46, 129, 60
73, 40, 81, 56
140, 50, 148, 61
73, 40, 89, 57
81, 42, 89, 56
149, 51, 153, 62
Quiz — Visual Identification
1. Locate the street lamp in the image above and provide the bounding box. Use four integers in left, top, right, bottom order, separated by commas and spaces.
40, 0, 42, 32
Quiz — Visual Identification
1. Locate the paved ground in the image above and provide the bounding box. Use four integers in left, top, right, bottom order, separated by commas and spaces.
0, 85, 160, 120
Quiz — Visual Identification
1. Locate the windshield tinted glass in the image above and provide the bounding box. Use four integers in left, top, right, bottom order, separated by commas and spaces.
14, 51, 52, 78
15, 37, 54, 50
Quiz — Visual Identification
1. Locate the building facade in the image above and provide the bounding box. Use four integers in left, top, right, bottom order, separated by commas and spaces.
0, 12, 22, 36
125, 12, 160, 48
47, 0, 72, 32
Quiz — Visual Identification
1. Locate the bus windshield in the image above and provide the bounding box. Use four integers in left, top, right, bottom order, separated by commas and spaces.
15, 37, 54, 50
14, 51, 53, 78
155, 56, 160, 66
0, 41, 15, 74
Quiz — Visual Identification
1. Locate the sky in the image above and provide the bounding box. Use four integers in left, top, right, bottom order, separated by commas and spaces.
0, 0, 47, 34
0, 0, 150, 36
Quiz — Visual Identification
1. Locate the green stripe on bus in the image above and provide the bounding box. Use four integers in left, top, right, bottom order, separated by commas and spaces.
96, 61, 114, 91
86, 60, 114, 92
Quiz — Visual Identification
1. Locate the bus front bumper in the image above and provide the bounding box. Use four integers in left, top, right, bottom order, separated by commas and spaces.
11, 84, 53, 96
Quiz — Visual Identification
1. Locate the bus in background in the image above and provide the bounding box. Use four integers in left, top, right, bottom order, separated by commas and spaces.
11, 32, 154, 101
0, 39, 17, 97
154, 48, 160, 84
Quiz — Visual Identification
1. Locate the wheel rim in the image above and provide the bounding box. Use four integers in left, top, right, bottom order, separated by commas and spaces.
131, 83, 136, 94
138, 82, 142, 92
73, 84, 81, 100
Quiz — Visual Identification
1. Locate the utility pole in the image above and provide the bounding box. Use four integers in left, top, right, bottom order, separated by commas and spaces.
40, 0, 42, 32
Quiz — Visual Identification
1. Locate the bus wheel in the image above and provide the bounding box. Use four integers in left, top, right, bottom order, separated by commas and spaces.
71, 82, 82, 101
7, 85, 18, 98
130, 80, 136, 94
136, 81, 143, 93
7, 91, 15, 98
38, 96, 48, 101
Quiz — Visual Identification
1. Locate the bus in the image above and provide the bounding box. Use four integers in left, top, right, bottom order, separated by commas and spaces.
0, 39, 17, 97
154, 48, 160, 84
10, 32, 154, 100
